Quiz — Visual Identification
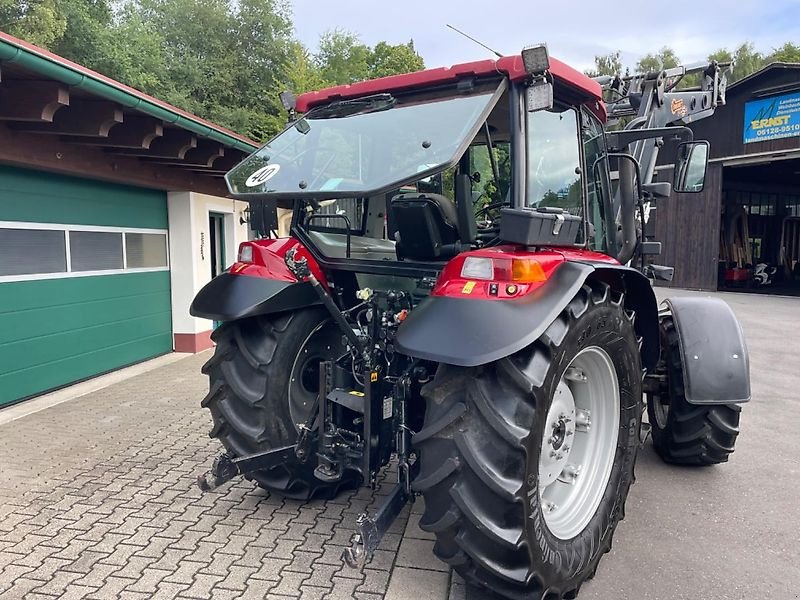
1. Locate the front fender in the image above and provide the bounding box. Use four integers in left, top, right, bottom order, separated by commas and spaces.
190, 273, 320, 322
395, 261, 660, 369
190, 237, 324, 322
665, 296, 750, 404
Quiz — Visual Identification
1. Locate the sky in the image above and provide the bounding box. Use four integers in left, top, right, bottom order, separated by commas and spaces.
289, 0, 800, 72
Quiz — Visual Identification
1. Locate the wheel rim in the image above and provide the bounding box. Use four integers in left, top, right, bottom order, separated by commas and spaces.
288, 321, 342, 429
539, 346, 620, 540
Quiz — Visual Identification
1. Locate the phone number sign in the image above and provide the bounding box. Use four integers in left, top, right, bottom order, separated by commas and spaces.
743, 91, 800, 144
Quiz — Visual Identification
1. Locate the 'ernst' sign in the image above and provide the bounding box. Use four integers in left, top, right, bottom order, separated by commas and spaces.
743, 91, 800, 144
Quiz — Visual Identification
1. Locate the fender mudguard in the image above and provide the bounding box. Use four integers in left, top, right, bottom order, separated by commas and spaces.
190, 274, 320, 322
664, 296, 750, 404
190, 238, 324, 322
395, 261, 660, 368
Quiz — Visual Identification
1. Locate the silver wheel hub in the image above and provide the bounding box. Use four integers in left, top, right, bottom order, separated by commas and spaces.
538, 346, 620, 540
539, 382, 576, 487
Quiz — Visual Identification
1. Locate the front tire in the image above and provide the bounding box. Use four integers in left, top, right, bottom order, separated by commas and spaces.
413, 282, 642, 599
647, 316, 741, 465
201, 308, 361, 500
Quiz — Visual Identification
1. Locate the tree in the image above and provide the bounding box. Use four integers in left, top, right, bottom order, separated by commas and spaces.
315, 29, 371, 84
284, 41, 328, 95
636, 47, 680, 73
368, 41, 424, 79
587, 51, 623, 78
768, 42, 800, 64
229, 0, 295, 139
709, 43, 765, 82
0, 0, 67, 47
313, 31, 425, 86
108, 0, 297, 141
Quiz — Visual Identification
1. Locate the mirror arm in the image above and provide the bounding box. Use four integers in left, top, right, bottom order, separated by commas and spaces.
591, 155, 618, 253
606, 126, 693, 152
608, 152, 643, 265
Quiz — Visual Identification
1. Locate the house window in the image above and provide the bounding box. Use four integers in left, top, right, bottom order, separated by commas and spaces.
0, 228, 67, 276
70, 231, 124, 272
125, 232, 168, 268
0, 222, 169, 282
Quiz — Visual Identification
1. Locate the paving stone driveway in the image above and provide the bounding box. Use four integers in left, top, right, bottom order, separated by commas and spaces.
0, 352, 455, 600
2, 289, 799, 600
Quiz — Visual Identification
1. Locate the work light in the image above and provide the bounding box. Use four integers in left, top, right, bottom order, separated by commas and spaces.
522, 44, 550, 75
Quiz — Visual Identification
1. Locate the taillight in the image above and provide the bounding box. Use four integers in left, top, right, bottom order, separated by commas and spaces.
238, 243, 254, 263
508, 258, 546, 283
460, 256, 546, 283
460, 256, 494, 280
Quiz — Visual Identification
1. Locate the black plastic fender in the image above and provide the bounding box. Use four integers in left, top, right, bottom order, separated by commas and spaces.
664, 296, 751, 404
190, 273, 320, 322
395, 261, 660, 368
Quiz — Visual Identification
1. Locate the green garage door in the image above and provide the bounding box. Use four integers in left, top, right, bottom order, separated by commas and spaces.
0, 166, 173, 406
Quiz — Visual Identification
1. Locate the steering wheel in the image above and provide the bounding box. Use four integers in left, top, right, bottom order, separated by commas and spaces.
475, 199, 507, 220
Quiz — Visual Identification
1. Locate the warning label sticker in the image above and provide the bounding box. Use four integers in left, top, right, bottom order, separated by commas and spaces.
383, 397, 393, 420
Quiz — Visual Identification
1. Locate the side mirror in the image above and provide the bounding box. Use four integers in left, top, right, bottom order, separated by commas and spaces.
674, 141, 709, 193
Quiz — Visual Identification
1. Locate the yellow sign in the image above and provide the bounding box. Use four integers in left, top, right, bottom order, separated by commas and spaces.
462, 281, 476, 294
751, 115, 791, 129
370, 371, 378, 382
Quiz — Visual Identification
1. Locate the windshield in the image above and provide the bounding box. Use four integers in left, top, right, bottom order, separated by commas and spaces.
226, 82, 503, 197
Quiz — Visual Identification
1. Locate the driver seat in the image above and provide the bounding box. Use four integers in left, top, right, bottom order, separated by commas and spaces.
390, 193, 461, 260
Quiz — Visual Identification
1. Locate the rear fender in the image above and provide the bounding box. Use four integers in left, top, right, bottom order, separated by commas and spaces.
190, 238, 323, 322
395, 260, 660, 369
664, 296, 750, 404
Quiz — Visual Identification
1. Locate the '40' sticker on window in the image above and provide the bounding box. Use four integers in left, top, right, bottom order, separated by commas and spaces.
245, 164, 281, 187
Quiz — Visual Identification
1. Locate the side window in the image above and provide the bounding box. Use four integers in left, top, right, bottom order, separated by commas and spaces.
469, 143, 512, 201
582, 110, 611, 252
526, 107, 582, 221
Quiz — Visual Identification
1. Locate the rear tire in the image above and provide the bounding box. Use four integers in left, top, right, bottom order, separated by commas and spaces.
201, 308, 361, 500
413, 282, 642, 599
647, 317, 741, 465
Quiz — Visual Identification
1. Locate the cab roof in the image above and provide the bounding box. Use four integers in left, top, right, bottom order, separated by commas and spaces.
296, 54, 603, 114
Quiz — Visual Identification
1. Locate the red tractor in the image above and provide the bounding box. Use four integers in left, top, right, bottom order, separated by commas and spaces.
194, 46, 749, 599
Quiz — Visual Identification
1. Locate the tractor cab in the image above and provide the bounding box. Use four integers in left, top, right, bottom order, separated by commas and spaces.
226, 45, 714, 291
226, 49, 619, 279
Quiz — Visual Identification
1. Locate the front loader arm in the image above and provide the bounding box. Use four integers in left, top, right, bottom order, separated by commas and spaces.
600, 61, 731, 186
602, 61, 731, 126
595, 61, 731, 265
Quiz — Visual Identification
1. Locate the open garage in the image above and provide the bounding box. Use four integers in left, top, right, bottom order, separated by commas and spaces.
654, 62, 800, 293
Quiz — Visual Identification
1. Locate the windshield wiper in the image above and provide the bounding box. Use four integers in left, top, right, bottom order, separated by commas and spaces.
307, 94, 396, 120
